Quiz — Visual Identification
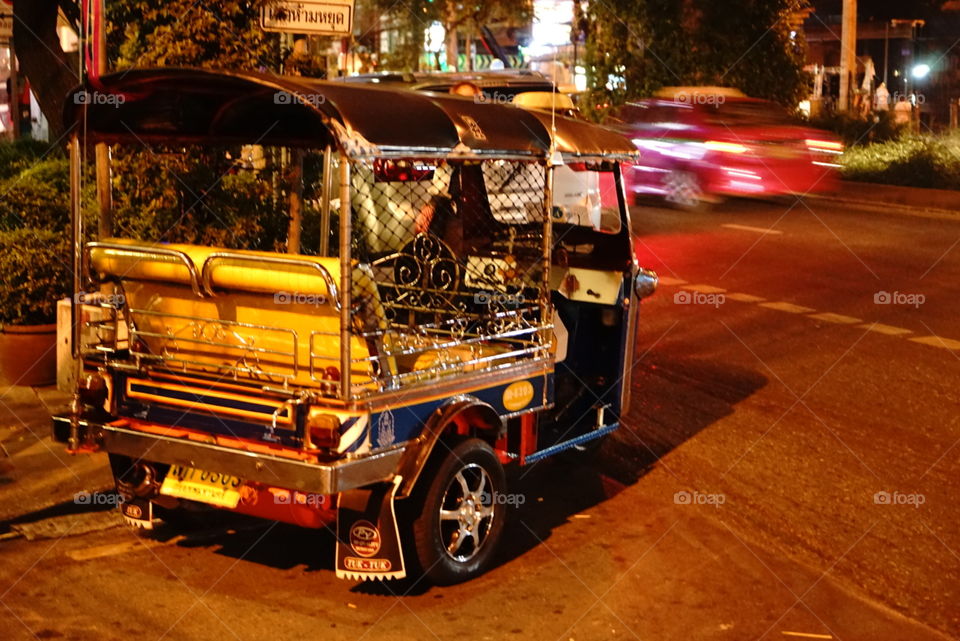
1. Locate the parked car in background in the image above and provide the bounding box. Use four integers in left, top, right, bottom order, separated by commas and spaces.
607, 87, 843, 210
335, 70, 556, 103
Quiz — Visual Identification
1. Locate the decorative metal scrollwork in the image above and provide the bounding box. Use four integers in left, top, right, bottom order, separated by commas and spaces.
393, 233, 461, 292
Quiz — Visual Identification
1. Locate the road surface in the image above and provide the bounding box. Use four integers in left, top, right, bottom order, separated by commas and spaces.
1, 193, 957, 641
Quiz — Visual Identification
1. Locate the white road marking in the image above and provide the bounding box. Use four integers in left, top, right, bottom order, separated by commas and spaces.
860, 323, 912, 336
909, 336, 960, 351
808, 312, 862, 324
686, 284, 727, 293
722, 223, 784, 235
758, 301, 817, 314
725, 292, 766, 303
663, 282, 960, 350
781, 632, 832, 639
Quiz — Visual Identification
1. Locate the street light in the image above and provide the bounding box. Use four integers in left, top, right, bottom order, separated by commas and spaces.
911, 63, 931, 79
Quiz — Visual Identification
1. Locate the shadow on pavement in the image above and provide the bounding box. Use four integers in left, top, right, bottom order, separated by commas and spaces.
168, 352, 765, 592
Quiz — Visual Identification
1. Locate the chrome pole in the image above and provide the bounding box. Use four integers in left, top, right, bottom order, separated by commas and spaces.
338, 157, 352, 401
69, 134, 83, 450
319, 145, 333, 256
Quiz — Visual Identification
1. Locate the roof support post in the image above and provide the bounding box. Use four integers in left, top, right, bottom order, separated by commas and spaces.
338, 156, 352, 401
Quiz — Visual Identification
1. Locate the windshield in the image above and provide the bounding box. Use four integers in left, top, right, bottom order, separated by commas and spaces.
703, 101, 796, 127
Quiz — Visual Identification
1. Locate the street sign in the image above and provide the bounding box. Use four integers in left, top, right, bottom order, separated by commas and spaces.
260, 1, 354, 36
0, 2, 13, 45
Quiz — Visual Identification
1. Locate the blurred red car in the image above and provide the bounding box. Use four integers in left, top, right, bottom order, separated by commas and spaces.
607, 88, 842, 209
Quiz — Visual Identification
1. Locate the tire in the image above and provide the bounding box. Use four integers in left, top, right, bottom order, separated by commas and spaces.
409, 437, 507, 585
663, 169, 709, 211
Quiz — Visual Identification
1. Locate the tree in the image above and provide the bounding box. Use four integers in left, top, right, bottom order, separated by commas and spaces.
12, 0, 79, 142
582, 0, 812, 118
370, 0, 532, 71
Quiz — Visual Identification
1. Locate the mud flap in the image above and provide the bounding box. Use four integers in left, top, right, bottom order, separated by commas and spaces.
335, 477, 406, 581
119, 497, 156, 530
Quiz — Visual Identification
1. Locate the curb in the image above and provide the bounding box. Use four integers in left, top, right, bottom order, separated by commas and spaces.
809, 181, 960, 220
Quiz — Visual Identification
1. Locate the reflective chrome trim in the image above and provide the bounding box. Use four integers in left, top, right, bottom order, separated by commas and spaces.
53, 417, 403, 494
200, 252, 340, 309
87, 242, 205, 297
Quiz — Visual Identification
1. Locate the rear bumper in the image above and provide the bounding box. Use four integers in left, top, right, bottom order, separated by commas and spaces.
52, 415, 403, 494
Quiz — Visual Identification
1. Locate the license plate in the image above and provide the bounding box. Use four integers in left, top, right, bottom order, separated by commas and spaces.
160, 465, 242, 508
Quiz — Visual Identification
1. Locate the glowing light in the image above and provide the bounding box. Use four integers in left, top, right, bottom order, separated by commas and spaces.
912, 64, 931, 79
704, 140, 749, 154
805, 139, 843, 153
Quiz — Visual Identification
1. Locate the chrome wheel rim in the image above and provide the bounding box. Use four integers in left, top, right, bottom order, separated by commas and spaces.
664, 171, 702, 209
438, 463, 496, 562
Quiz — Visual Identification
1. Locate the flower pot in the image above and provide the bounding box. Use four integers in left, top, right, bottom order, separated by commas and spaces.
0, 323, 58, 387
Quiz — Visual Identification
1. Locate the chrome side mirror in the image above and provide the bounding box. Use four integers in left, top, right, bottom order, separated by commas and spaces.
634, 268, 658, 300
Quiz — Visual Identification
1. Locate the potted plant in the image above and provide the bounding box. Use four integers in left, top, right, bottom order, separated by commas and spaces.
0, 228, 72, 386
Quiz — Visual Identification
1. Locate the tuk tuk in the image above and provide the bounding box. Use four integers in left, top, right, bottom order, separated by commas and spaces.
54, 68, 658, 584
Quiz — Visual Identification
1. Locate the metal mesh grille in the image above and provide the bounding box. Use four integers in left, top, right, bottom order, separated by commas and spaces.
346, 158, 553, 393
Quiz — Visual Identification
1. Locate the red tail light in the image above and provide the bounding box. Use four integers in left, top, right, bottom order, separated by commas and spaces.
373, 159, 437, 182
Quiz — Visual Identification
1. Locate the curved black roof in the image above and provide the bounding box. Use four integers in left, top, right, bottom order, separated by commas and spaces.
64, 68, 636, 161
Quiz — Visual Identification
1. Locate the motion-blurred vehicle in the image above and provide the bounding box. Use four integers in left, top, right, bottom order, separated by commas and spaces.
608, 87, 843, 210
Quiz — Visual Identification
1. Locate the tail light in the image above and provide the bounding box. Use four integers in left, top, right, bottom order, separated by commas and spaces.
805, 138, 843, 153
78, 372, 110, 412
704, 140, 749, 154
305, 407, 340, 449
373, 159, 436, 182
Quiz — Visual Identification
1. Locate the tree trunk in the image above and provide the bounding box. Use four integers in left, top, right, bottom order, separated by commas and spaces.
444, 3, 459, 71
13, 0, 79, 143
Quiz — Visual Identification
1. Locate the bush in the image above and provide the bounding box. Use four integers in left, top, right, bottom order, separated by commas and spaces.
0, 139, 58, 181
110, 146, 290, 251
0, 228, 72, 326
0, 157, 71, 230
809, 111, 904, 147
841, 136, 960, 191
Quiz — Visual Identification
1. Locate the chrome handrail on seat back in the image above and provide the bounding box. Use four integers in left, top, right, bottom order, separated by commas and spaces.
200, 252, 341, 310
86, 241, 205, 298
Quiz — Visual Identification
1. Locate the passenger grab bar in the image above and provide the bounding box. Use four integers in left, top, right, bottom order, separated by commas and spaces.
200, 252, 341, 310
86, 241, 204, 297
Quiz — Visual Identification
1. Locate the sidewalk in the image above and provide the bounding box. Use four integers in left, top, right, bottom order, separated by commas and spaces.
812, 180, 960, 218
0, 384, 113, 526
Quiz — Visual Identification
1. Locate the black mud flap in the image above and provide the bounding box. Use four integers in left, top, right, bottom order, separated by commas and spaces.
335, 477, 406, 581
119, 497, 156, 530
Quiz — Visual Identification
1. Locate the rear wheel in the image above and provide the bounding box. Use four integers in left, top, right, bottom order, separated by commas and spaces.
663, 169, 708, 211
410, 438, 507, 585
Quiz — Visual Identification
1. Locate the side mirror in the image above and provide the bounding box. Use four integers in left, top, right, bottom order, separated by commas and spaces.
634, 268, 658, 300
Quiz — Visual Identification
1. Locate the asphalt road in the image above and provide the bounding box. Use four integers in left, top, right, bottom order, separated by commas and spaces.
2, 193, 958, 641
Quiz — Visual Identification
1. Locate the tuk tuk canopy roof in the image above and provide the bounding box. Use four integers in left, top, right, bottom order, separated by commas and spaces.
64, 68, 637, 162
